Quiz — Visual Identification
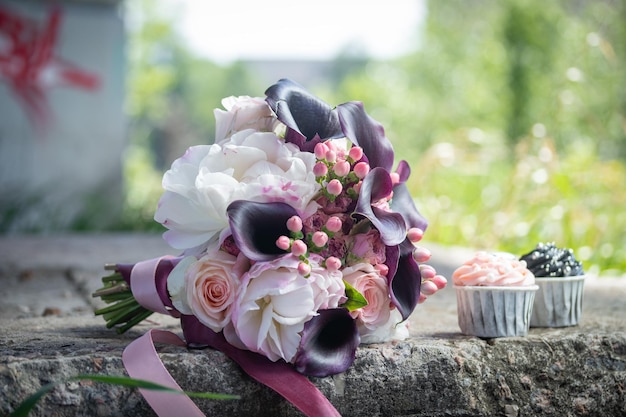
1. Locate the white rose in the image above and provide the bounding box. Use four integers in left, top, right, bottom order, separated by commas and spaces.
359, 309, 409, 344
227, 255, 317, 363
307, 254, 346, 311
214, 96, 277, 143
154, 130, 320, 250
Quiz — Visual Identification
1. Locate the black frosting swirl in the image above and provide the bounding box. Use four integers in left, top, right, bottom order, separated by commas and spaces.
520, 242, 584, 277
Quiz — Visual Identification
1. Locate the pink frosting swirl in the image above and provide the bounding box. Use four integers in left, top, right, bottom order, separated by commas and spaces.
452, 251, 535, 287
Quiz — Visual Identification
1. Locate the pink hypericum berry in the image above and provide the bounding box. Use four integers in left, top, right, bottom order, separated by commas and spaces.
325, 150, 337, 163
313, 161, 328, 177
325, 216, 342, 233
412, 246, 431, 263
419, 264, 437, 280
276, 235, 291, 251
353, 162, 370, 179
314, 142, 329, 159
325, 256, 342, 271
298, 262, 311, 276
352, 182, 362, 193
432, 274, 448, 289
333, 160, 351, 177
291, 239, 307, 257
375, 263, 389, 276
327, 179, 343, 196
348, 146, 363, 161
421, 280, 439, 296
390, 172, 400, 185
287, 216, 303, 232
407, 227, 424, 243
312, 231, 329, 247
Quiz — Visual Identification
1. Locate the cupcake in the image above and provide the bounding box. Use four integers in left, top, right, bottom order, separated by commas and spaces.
520, 242, 585, 327
453, 251, 538, 338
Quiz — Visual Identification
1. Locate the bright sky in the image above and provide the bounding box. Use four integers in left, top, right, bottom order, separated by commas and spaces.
167, 0, 426, 63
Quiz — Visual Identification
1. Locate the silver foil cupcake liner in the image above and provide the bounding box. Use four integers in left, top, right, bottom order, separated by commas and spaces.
530, 275, 585, 327
455, 285, 538, 338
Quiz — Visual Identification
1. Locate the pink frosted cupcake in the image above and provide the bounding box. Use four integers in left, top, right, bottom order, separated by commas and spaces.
453, 251, 538, 338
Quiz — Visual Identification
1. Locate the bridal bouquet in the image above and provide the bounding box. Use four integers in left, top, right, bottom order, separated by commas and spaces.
94, 79, 446, 416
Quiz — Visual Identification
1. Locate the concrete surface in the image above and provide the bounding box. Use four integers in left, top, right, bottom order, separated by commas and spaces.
0, 234, 625, 416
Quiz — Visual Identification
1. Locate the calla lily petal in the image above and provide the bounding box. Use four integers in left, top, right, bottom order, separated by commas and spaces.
294, 308, 360, 377
387, 239, 422, 320
265, 79, 342, 150
226, 200, 296, 261
355, 167, 407, 246
391, 182, 428, 232
337, 102, 395, 171
395, 160, 411, 183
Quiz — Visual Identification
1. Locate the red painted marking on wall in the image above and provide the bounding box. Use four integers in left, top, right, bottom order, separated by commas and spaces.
0, 5, 101, 133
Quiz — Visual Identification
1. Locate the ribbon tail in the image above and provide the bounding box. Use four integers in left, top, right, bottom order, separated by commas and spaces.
181, 315, 342, 417
122, 329, 205, 417
228, 348, 342, 417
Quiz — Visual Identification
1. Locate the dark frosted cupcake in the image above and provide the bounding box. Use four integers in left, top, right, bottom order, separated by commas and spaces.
520, 243, 585, 327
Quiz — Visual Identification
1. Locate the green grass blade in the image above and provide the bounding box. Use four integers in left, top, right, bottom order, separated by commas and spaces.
8, 374, 239, 417
7, 381, 57, 417
71, 374, 240, 399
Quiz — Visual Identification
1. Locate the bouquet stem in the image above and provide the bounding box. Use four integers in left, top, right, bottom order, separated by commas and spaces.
93, 268, 153, 334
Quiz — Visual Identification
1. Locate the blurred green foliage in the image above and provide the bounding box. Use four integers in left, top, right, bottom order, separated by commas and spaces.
119, 0, 625, 274
115, 0, 263, 231
316, 0, 626, 275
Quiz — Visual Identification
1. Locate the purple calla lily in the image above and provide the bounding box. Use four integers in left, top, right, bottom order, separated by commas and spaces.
389, 160, 428, 232
395, 160, 411, 183
226, 200, 297, 261
390, 182, 428, 233
337, 102, 395, 171
265, 79, 342, 151
354, 167, 407, 246
386, 239, 422, 321
293, 308, 360, 377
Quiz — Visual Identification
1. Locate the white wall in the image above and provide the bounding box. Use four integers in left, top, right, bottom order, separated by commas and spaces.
0, 0, 126, 231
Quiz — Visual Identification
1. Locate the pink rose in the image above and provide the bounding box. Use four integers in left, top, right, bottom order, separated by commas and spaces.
214, 96, 277, 143
183, 247, 244, 332
342, 263, 392, 332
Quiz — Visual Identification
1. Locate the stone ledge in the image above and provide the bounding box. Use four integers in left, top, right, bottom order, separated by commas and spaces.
1, 316, 625, 417
1, 235, 625, 416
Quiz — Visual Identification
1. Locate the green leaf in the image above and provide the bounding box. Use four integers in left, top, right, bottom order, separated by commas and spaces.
8, 374, 239, 417
7, 381, 57, 417
341, 280, 368, 311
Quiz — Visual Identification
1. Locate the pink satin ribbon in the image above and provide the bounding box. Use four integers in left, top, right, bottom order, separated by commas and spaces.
122, 329, 205, 417
181, 315, 342, 417
123, 326, 342, 417
130, 256, 175, 315
124, 258, 342, 417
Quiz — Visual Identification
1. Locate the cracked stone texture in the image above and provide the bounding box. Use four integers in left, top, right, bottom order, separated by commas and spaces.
1, 234, 625, 416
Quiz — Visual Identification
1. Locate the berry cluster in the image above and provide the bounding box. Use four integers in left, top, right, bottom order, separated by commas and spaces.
275, 140, 432, 280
